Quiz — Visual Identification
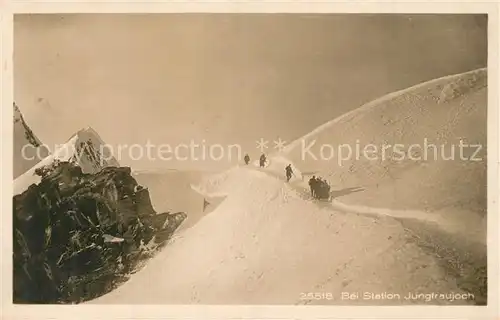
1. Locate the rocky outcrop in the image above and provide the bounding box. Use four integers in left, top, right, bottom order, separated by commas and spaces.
14, 126, 121, 196
13, 102, 50, 178
13, 161, 186, 304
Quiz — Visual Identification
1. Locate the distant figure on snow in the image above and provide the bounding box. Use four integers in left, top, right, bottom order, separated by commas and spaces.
244, 154, 250, 165
308, 175, 317, 198
285, 164, 294, 182
259, 154, 267, 168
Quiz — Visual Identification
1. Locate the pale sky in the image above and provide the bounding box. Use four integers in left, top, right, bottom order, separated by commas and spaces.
14, 14, 487, 170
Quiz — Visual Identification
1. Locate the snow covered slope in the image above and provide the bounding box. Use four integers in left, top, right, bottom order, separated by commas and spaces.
91, 166, 477, 305
13, 126, 120, 195
13, 103, 50, 178
275, 68, 487, 244
89, 69, 487, 305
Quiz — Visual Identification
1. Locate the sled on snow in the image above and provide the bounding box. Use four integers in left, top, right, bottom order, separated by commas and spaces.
313, 183, 331, 201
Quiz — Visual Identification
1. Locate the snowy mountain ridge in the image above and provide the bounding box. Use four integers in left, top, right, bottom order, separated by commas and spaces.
14, 126, 120, 195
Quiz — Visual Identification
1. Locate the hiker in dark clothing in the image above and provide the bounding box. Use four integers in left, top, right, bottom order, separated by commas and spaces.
259, 154, 267, 168
244, 154, 250, 165
308, 175, 318, 198
285, 164, 294, 182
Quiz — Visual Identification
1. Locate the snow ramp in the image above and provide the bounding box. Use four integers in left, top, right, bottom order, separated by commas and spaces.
90, 166, 472, 305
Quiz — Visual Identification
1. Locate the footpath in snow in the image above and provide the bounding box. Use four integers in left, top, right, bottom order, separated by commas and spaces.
89, 163, 475, 305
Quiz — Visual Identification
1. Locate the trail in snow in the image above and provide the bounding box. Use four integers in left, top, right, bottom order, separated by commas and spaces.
240, 165, 487, 290
255, 164, 436, 221
253, 163, 484, 247
89, 68, 487, 305
90, 164, 476, 305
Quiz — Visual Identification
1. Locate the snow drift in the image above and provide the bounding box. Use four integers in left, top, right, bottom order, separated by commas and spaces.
276, 68, 487, 244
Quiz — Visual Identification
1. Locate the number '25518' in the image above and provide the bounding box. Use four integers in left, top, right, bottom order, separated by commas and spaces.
300, 292, 334, 300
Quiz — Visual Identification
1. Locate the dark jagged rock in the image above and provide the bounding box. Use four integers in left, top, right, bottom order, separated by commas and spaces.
13, 161, 187, 304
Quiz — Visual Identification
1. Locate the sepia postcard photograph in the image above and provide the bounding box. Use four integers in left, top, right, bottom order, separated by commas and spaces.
2, 3, 500, 320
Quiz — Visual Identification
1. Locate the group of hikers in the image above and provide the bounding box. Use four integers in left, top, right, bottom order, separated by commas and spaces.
243, 153, 267, 168
244, 153, 294, 181
243, 153, 331, 200
308, 175, 331, 200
